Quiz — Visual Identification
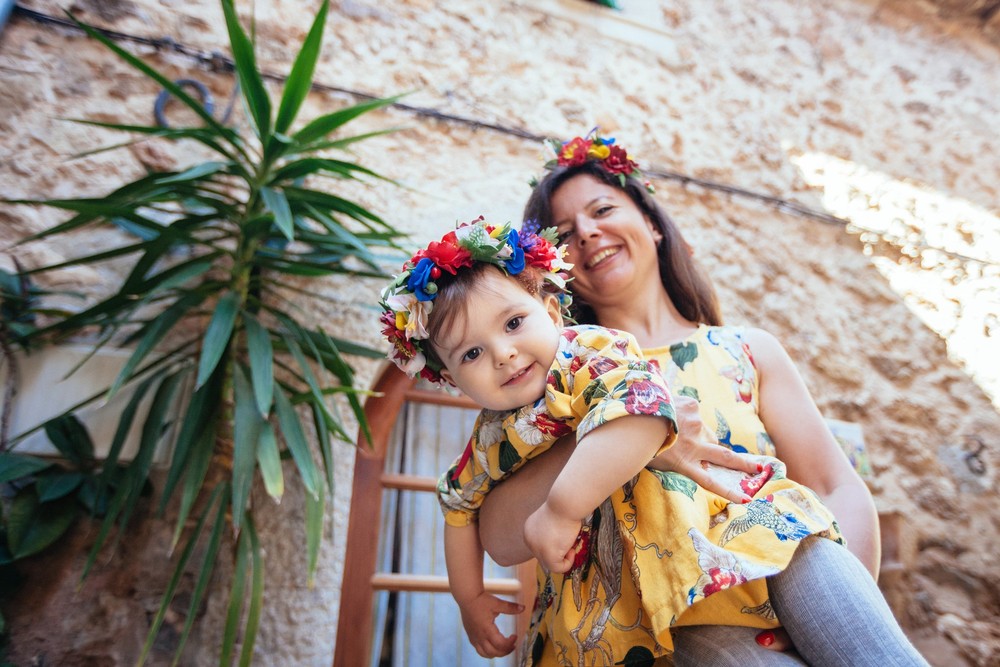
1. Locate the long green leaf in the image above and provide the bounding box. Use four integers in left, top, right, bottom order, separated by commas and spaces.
279, 328, 336, 434
64, 121, 241, 166
318, 329, 370, 446
243, 313, 274, 417
256, 422, 283, 501
221, 0, 271, 140
196, 291, 240, 389
0, 453, 52, 482
221, 516, 251, 667
304, 483, 324, 586
109, 291, 206, 399
137, 483, 225, 666
299, 203, 378, 270
260, 187, 294, 241
238, 517, 265, 667
113, 371, 184, 532
22, 238, 149, 275
273, 384, 319, 498
310, 400, 335, 490
155, 161, 227, 186
274, 0, 328, 134
231, 366, 262, 531
82, 371, 183, 580
64, 11, 245, 160
95, 370, 162, 509
293, 95, 401, 145
170, 427, 216, 551
301, 127, 403, 154
158, 369, 220, 514
169, 484, 227, 667
271, 157, 385, 184
283, 185, 388, 230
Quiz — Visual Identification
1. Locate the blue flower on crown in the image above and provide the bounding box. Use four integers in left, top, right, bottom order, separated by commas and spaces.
406, 257, 438, 301
504, 229, 526, 275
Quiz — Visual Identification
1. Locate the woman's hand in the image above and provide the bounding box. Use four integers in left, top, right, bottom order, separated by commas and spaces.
524, 500, 583, 574
650, 396, 761, 504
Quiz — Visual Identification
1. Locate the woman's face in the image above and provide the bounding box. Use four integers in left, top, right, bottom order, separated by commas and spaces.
550, 174, 663, 310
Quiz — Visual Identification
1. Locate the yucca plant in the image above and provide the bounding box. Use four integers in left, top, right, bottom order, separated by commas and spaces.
0, 0, 402, 663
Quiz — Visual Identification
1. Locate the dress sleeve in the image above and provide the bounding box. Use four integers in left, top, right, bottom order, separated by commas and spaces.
436, 410, 498, 527
550, 327, 678, 449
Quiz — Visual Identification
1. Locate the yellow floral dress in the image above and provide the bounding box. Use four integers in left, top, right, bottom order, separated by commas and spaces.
437, 325, 677, 528
523, 325, 844, 667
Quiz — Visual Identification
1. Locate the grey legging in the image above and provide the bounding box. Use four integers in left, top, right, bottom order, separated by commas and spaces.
671, 536, 928, 667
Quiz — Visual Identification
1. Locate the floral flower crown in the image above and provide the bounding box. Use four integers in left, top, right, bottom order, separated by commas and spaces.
379, 216, 573, 384
534, 128, 655, 194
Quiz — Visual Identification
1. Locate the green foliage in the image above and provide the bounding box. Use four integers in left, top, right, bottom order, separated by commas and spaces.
0, 0, 404, 663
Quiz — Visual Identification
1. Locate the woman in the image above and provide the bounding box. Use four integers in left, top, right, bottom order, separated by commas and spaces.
478, 134, 922, 666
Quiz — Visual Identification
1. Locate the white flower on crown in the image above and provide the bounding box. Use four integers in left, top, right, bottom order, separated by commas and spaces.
384, 291, 433, 341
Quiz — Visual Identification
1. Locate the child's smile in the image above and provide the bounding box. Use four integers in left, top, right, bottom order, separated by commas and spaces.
436, 268, 563, 412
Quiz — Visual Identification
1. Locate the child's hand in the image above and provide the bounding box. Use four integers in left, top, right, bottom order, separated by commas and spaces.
524, 501, 582, 574
457, 592, 524, 658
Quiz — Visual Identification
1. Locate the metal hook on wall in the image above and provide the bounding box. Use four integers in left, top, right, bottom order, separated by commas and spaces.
154, 78, 239, 128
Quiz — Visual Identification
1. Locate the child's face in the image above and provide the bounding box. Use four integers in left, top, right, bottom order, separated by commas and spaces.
436, 269, 563, 411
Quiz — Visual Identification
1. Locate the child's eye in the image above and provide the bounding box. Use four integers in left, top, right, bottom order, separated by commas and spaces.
461, 347, 482, 363
506, 316, 523, 332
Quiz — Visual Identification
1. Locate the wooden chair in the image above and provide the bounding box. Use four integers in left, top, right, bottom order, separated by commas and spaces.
333, 366, 535, 666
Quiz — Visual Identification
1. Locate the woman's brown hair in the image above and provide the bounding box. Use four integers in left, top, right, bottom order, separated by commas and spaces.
523, 161, 723, 327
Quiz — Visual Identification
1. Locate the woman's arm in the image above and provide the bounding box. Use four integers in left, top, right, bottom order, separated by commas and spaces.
745, 327, 881, 576
525, 415, 670, 572
479, 435, 573, 566
478, 395, 754, 566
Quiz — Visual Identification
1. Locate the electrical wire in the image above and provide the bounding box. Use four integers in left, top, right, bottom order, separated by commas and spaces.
10, 3, 998, 269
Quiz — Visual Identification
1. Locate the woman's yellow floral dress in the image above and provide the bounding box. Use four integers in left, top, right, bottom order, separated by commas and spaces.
440, 324, 843, 667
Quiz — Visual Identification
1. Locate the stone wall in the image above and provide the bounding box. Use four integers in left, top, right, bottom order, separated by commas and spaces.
1, 0, 998, 665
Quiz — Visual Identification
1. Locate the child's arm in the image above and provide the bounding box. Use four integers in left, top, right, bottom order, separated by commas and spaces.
524, 414, 670, 573
444, 523, 524, 658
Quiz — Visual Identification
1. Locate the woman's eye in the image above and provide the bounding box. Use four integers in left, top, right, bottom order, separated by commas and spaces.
555, 230, 573, 245
595, 205, 613, 216
462, 348, 482, 363
506, 316, 523, 332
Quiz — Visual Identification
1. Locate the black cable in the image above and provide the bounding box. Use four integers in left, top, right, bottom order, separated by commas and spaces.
10, 4, 998, 269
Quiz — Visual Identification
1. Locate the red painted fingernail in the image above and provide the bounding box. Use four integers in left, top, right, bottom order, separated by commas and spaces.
741, 495, 752, 504
756, 463, 764, 472
756, 631, 775, 647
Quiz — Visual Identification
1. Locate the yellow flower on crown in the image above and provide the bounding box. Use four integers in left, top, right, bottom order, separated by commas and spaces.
588, 143, 611, 160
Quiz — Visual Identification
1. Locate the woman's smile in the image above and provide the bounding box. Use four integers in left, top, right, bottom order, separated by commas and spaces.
584, 246, 622, 270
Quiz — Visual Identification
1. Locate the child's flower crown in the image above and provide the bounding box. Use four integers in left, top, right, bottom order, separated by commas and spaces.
379, 216, 573, 384
534, 128, 655, 194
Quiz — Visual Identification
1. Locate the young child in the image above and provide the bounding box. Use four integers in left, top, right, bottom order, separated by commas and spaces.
378, 217, 799, 659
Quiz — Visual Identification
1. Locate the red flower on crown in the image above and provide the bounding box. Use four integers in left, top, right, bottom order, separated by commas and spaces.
411, 231, 474, 275
524, 237, 559, 268
603, 144, 638, 175
558, 137, 592, 167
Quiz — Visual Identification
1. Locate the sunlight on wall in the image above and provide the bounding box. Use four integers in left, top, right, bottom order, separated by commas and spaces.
789, 150, 1000, 409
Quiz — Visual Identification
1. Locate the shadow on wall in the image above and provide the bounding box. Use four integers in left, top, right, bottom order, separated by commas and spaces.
787, 147, 1000, 411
